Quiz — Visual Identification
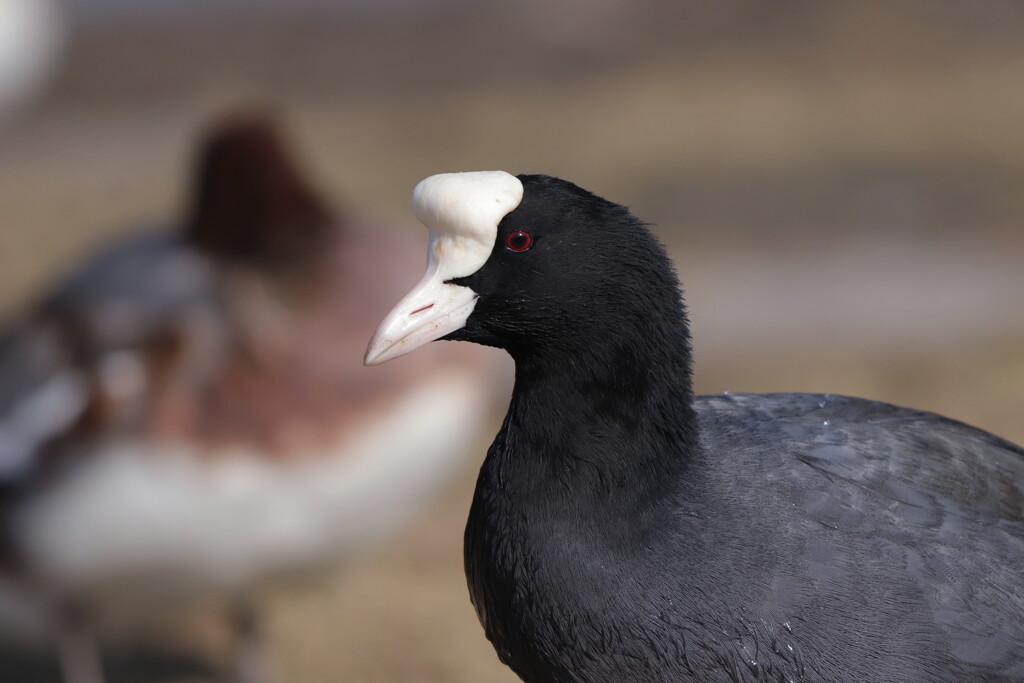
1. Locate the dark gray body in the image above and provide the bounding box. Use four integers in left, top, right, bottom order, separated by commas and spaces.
685, 393, 1024, 682
468, 392, 1024, 683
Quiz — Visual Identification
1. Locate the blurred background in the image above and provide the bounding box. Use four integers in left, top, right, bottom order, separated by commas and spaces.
1, 0, 1022, 680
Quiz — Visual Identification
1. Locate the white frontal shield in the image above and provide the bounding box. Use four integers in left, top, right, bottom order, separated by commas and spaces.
364, 171, 523, 366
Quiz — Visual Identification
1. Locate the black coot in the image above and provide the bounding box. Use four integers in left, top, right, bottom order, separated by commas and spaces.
366, 171, 1024, 683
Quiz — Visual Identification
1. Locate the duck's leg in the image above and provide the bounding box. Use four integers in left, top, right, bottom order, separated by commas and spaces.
54, 602, 105, 683
231, 596, 277, 683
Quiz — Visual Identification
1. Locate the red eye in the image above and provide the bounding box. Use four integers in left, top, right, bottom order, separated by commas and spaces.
506, 231, 533, 252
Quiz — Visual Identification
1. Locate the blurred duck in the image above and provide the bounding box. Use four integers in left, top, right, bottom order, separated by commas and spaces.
0, 116, 493, 683
0, 0, 63, 122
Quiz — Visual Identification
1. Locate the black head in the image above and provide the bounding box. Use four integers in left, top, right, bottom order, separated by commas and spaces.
445, 175, 686, 361
365, 171, 699, 477
365, 172, 691, 375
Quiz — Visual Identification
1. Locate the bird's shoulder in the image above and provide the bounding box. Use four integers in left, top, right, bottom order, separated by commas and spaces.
41, 228, 215, 321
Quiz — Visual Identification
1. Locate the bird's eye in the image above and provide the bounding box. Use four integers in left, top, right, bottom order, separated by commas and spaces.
506, 231, 533, 252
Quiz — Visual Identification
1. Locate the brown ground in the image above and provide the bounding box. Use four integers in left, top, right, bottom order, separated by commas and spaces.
0, 1, 1022, 680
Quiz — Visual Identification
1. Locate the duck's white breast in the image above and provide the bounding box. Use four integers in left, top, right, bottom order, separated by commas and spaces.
13, 369, 486, 602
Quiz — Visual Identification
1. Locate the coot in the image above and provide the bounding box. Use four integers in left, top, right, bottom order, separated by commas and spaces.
366, 171, 1024, 682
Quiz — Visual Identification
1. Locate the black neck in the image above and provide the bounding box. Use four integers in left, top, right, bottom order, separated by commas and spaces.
464, 294, 702, 666
486, 296, 700, 527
